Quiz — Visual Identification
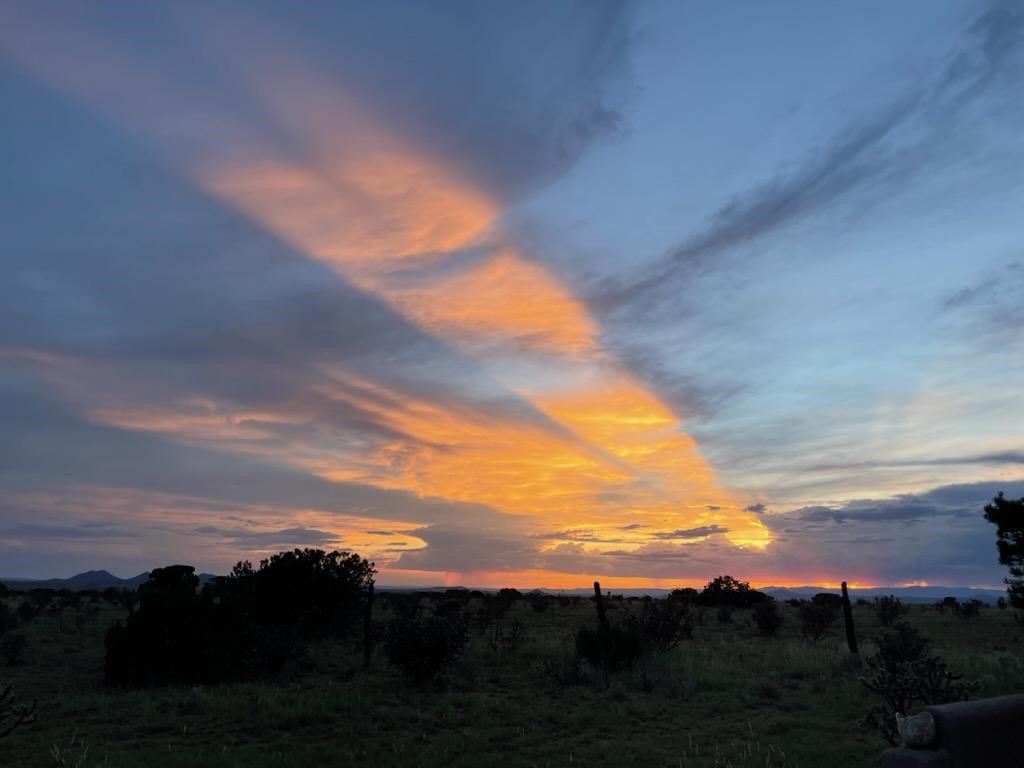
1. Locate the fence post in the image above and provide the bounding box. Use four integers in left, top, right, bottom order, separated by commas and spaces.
841, 581, 859, 655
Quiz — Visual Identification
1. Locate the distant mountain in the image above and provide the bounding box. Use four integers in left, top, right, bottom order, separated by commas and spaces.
0, 570, 218, 591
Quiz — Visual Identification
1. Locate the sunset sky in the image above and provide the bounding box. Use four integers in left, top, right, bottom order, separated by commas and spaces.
2, 1, 1022, 587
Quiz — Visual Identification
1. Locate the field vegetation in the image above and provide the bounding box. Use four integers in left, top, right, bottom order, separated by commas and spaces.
1, 560, 1022, 768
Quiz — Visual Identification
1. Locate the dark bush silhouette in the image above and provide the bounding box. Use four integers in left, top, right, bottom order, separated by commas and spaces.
497, 587, 522, 601
16, 600, 38, 625
860, 622, 977, 745
229, 549, 376, 639
540, 652, 584, 687
0, 603, 17, 634
935, 596, 960, 614
383, 612, 469, 683
575, 582, 641, 674
716, 605, 734, 623
752, 599, 783, 636
575, 624, 641, 672
105, 565, 247, 686
698, 575, 768, 608
875, 595, 905, 626
526, 591, 549, 613
799, 602, 838, 643
811, 593, 843, 611
958, 599, 982, 619
1, 632, 28, 666
624, 597, 692, 653
105, 552, 373, 687
984, 491, 1024, 608
0, 682, 35, 740
669, 587, 699, 604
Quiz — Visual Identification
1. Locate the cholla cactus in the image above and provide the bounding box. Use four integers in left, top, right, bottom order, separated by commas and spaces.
0, 682, 36, 739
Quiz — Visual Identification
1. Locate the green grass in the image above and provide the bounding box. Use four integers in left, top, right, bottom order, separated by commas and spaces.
2, 597, 1022, 767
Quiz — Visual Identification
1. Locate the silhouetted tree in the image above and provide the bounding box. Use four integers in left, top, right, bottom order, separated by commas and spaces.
983, 492, 1024, 608
698, 575, 768, 608
106, 564, 259, 686
231, 549, 376, 639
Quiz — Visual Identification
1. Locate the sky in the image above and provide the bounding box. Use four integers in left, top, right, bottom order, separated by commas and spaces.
1, 1, 1022, 588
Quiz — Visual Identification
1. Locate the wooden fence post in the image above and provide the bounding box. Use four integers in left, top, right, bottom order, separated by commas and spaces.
841, 581, 859, 655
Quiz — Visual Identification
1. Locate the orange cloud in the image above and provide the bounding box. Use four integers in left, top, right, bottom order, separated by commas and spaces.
0, 7, 771, 584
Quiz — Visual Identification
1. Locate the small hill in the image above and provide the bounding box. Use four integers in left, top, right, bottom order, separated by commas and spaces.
0, 569, 218, 591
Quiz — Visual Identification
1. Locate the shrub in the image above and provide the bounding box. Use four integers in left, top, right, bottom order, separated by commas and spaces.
669, 588, 699, 605
860, 622, 977, 745
958, 599, 981, 619
0, 632, 27, 666
752, 599, 783, 636
0, 682, 35, 740
540, 652, 585, 687
0, 603, 17, 634
876, 595, 905, 626
716, 605, 734, 624
575, 624, 642, 673
105, 565, 243, 686
811, 593, 843, 611
997, 596, 1008, 610
16, 600, 39, 625
799, 602, 838, 643
526, 591, 549, 613
383, 613, 469, 683
625, 598, 693, 653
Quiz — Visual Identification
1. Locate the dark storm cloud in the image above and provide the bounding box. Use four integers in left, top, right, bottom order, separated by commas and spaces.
780, 481, 1024, 526
594, 1, 1024, 315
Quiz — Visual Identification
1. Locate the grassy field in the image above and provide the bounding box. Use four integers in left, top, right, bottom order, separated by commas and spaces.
2, 593, 1022, 768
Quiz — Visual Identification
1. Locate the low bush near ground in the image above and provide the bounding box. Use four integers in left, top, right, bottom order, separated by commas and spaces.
799, 602, 839, 643
752, 599, 784, 636
575, 624, 642, 673
383, 613, 469, 684
860, 622, 977, 745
